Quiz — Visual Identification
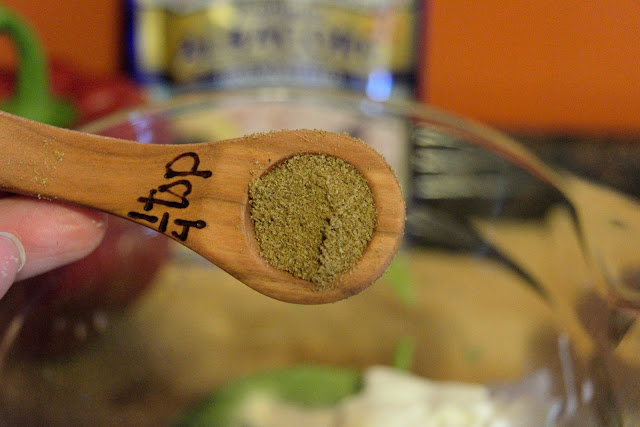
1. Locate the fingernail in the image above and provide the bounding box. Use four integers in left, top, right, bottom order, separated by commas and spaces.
0, 232, 26, 272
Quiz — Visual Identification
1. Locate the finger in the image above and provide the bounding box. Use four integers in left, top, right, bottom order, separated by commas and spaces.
0, 196, 107, 280
0, 232, 25, 299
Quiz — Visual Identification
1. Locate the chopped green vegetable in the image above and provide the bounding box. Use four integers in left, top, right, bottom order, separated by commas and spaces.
383, 254, 415, 306
392, 336, 415, 371
174, 365, 361, 426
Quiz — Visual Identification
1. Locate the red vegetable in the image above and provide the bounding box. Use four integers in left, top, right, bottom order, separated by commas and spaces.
10, 217, 170, 356
72, 76, 147, 125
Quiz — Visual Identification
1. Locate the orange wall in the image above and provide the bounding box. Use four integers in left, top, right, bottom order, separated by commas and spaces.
424, 1, 640, 133
1, 0, 639, 133
0, 0, 121, 76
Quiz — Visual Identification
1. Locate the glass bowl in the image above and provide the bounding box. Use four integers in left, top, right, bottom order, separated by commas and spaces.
1, 88, 638, 425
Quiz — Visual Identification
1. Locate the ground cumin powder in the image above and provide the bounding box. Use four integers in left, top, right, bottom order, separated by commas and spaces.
249, 154, 377, 288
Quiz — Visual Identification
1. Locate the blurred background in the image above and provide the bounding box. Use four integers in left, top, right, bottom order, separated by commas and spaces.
1, 2, 640, 424
1, 0, 639, 197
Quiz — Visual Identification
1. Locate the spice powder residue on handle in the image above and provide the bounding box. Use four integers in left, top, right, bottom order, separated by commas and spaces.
248, 154, 377, 289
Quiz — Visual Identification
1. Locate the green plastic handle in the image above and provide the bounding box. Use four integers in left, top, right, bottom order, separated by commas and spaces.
0, 4, 75, 127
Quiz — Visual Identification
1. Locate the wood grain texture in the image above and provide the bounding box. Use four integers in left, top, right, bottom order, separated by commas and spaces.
0, 112, 405, 304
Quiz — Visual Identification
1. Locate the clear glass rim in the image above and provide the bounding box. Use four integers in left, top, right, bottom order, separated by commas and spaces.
79, 87, 496, 137
79, 86, 561, 188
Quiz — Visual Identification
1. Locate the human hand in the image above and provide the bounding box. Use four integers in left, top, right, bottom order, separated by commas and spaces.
0, 195, 107, 300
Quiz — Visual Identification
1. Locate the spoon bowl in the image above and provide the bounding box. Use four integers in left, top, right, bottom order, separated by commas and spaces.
0, 111, 405, 304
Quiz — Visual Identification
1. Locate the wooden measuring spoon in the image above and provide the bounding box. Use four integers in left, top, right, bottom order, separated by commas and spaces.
0, 111, 405, 304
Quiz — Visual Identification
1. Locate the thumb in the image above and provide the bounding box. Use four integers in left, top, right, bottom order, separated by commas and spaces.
0, 196, 107, 283
0, 232, 25, 299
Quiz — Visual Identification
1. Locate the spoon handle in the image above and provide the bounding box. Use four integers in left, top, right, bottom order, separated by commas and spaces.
0, 112, 407, 304
0, 111, 176, 217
